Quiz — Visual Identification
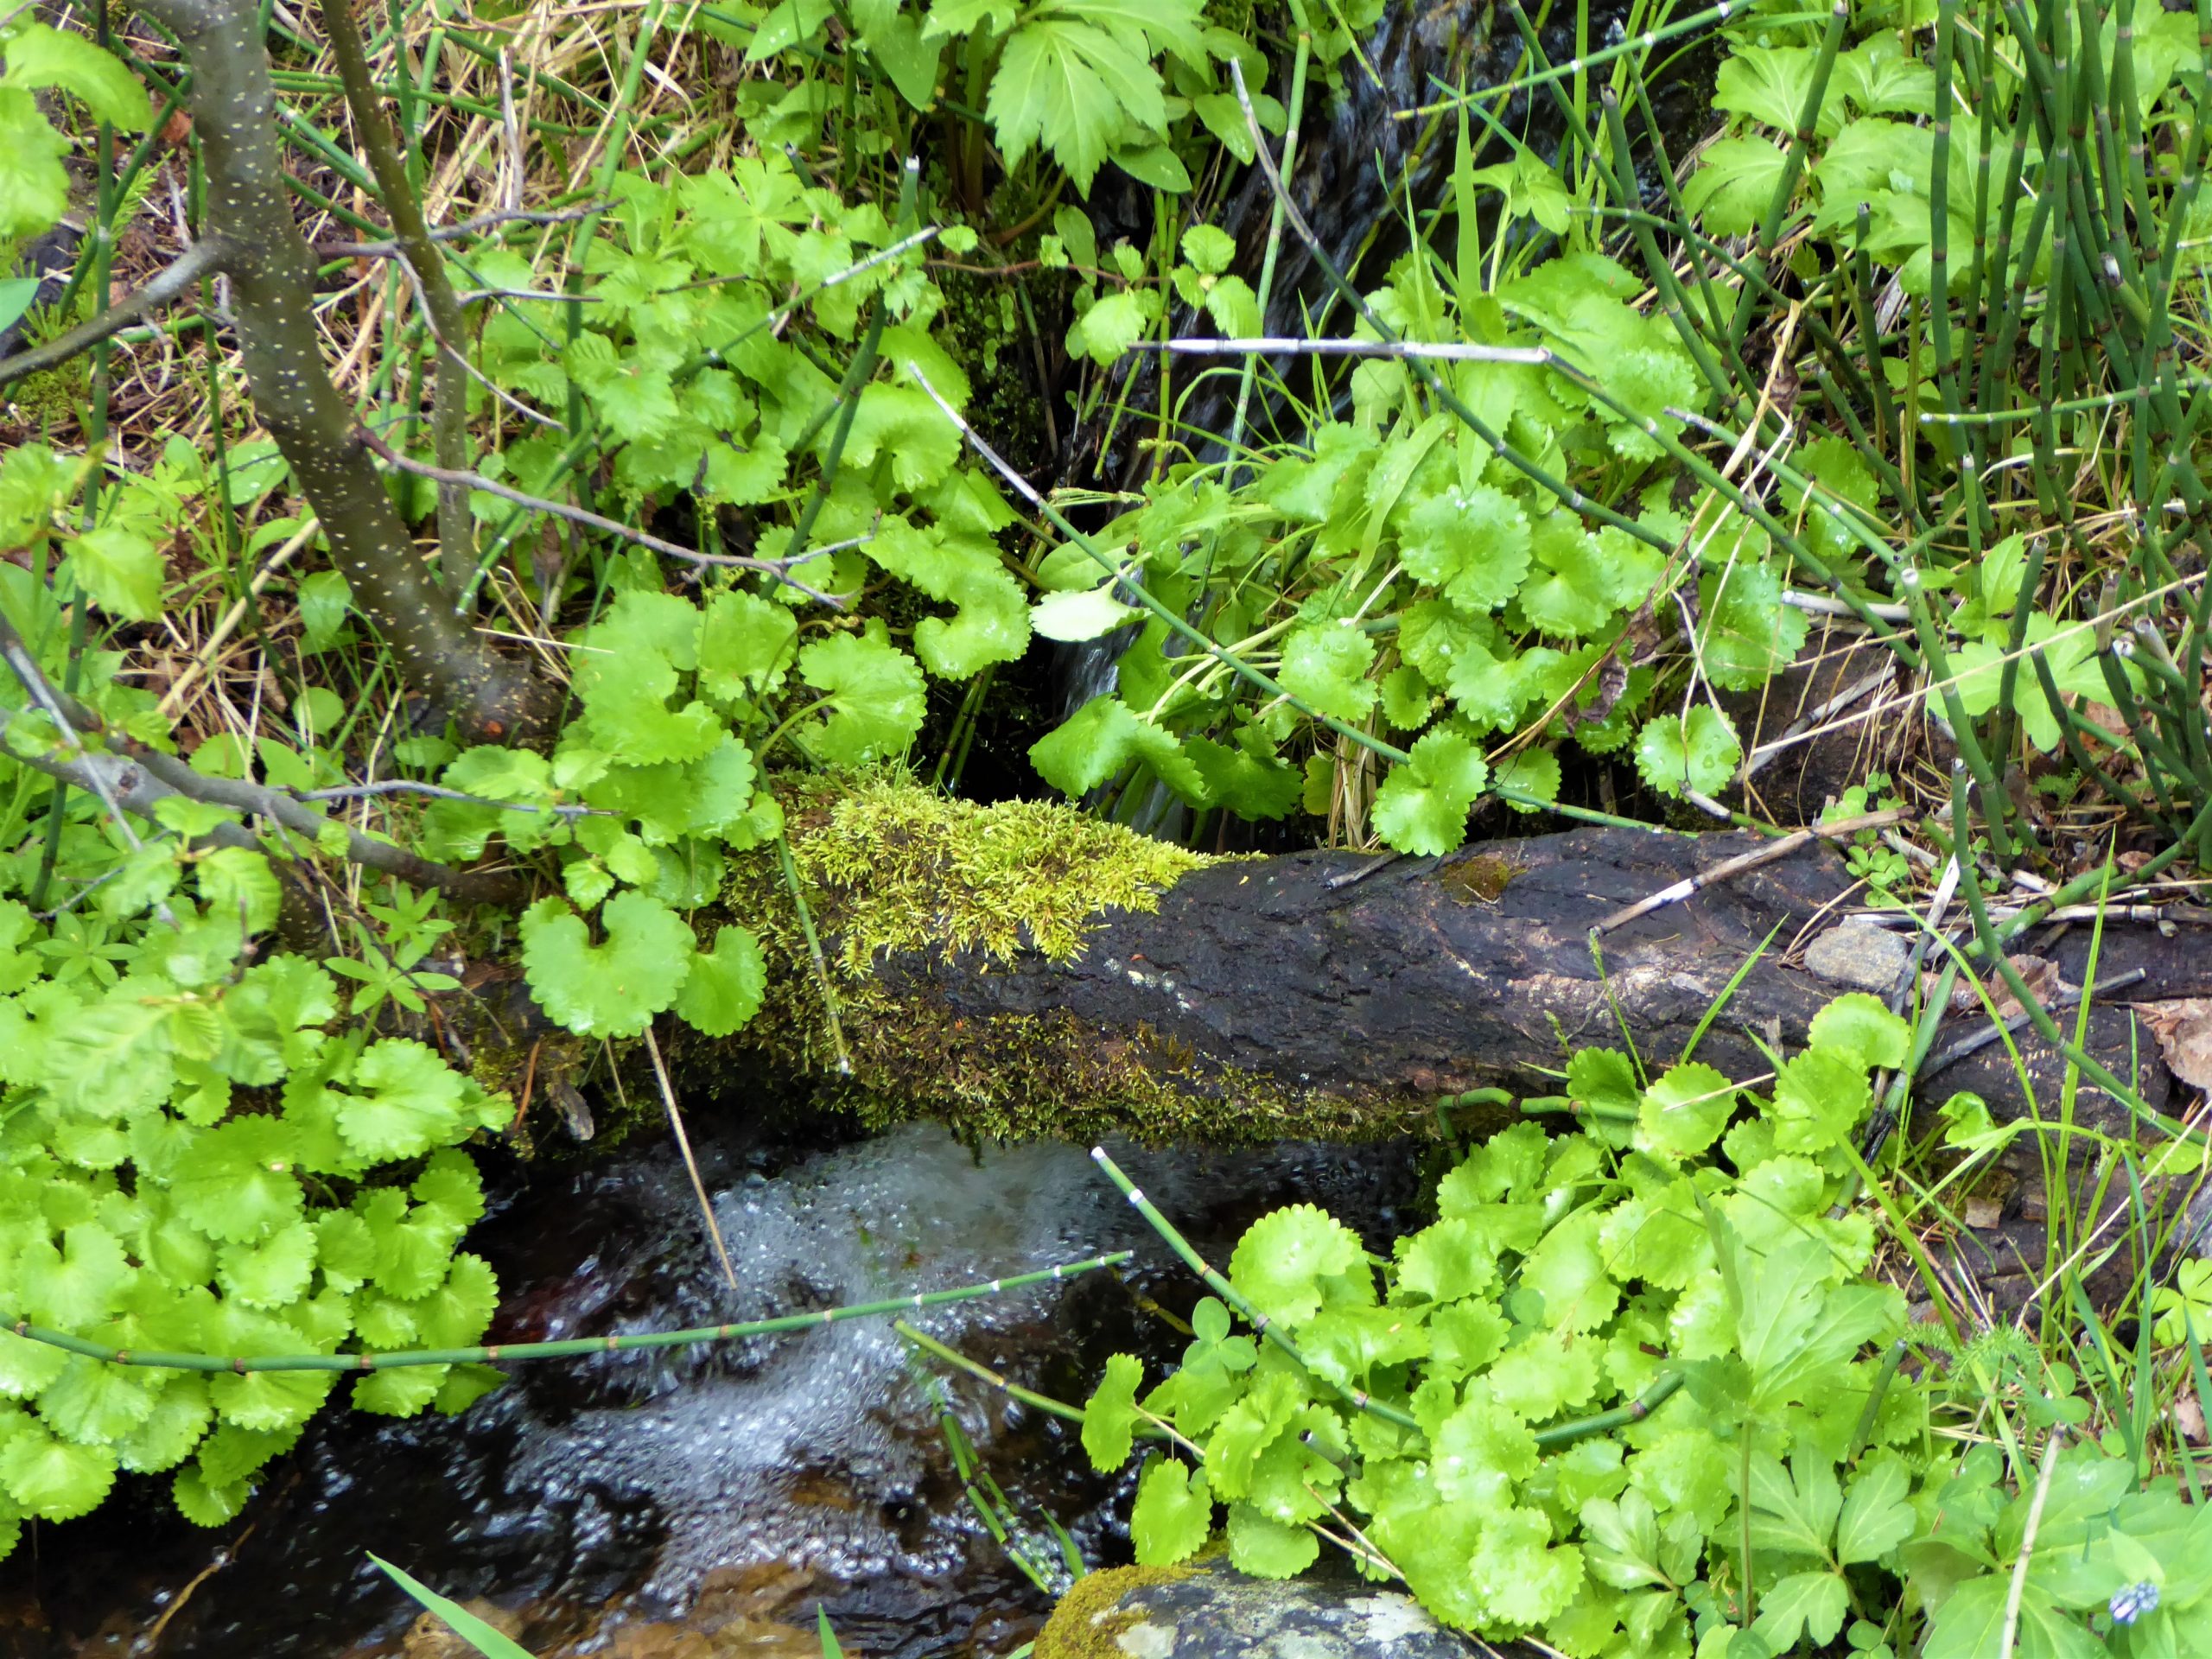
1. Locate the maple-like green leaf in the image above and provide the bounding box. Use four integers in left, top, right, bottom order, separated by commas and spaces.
1836, 1457, 1916, 1565
519, 891, 696, 1038
1372, 729, 1488, 856
989, 19, 1164, 191
1633, 707, 1740, 798
0, 86, 69, 242
1754, 1570, 1851, 1652
1129, 1454, 1212, 1566
1518, 1210, 1619, 1333
1714, 45, 1846, 137
2, 22, 149, 127
1682, 137, 1791, 237
1229, 1204, 1367, 1326
64, 526, 164, 620
1472, 1506, 1586, 1629
796, 632, 927, 766
1029, 694, 1204, 803
865, 519, 1030, 678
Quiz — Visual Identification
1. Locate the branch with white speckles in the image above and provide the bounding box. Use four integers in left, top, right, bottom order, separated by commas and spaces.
127, 0, 556, 747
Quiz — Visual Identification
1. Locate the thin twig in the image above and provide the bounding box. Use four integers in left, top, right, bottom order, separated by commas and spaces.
0, 238, 231, 391
314, 199, 614, 257
289, 779, 606, 816
2000, 1430, 2067, 1659
353, 423, 855, 607
1591, 810, 1908, 937
1919, 969, 2148, 1077
642, 1027, 739, 1290
1128, 336, 1553, 364
1745, 664, 1896, 778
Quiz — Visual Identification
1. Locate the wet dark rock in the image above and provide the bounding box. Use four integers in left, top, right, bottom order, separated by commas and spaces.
1037, 1560, 1498, 1659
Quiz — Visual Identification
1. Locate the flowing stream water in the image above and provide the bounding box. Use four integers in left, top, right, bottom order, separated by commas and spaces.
10, 1116, 1420, 1658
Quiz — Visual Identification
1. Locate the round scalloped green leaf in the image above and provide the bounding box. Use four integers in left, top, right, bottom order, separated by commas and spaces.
1130, 1455, 1213, 1567
17, 1223, 130, 1326
796, 632, 927, 766
1228, 1204, 1367, 1327
1399, 485, 1532, 612
1081, 1352, 1143, 1471
1472, 1505, 1586, 1628
215, 1220, 318, 1309
1492, 746, 1561, 812
115, 1374, 213, 1474
0, 1423, 116, 1519
173, 1463, 252, 1527
169, 1119, 305, 1245
0, 1332, 66, 1400
1394, 1218, 1497, 1304
33, 1355, 158, 1444
413, 1253, 499, 1350
1807, 993, 1910, 1071
332, 1039, 468, 1162
1226, 1502, 1319, 1579
208, 1368, 334, 1434
675, 925, 767, 1038
1432, 1382, 1538, 1503
519, 891, 696, 1039
1772, 1047, 1872, 1155
1638, 1060, 1737, 1163
1279, 623, 1378, 723
1634, 707, 1741, 799
353, 1365, 448, 1418
1518, 1210, 1620, 1332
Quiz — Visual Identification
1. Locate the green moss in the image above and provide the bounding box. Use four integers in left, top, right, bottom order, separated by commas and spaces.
780, 773, 1212, 970
1034, 1564, 1198, 1659
721, 775, 1416, 1144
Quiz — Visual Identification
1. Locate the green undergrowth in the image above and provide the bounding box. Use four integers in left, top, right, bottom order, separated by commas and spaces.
1077, 990, 2212, 1658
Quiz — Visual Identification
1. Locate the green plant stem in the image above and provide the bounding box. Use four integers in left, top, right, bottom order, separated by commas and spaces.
11, 1255, 1131, 1372
1089, 1147, 1421, 1429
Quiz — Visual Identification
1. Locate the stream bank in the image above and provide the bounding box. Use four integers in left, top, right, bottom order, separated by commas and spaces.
3, 1114, 1421, 1658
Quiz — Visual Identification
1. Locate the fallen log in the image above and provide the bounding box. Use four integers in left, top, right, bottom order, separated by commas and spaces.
710, 781, 2212, 1148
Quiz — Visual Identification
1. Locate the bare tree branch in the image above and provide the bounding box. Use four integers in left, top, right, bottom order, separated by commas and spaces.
313, 200, 614, 259
0, 238, 231, 392
323, 0, 477, 597
134, 0, 557, 746
353, 423, 860, 607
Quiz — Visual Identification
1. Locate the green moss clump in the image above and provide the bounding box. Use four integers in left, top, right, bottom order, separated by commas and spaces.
1034, 1565, 1197, 1659
787, 773, 1212, 971
718, 775, 1414, 1144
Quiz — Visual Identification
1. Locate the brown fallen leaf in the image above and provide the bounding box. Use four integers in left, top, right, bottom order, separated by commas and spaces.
1988, 955, 2067, 1021
2133, 997, 2212, 1091
2175, 1389, 2207, 1446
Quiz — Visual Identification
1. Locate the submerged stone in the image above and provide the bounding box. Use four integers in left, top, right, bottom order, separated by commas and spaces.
1037, 1559, 1496, 1659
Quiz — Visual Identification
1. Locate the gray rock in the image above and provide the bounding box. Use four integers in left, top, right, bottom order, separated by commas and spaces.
1036, 1559, 1497, 1658
1802, 919, 1911, 994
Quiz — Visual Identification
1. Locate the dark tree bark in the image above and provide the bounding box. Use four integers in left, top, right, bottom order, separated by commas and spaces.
734, 812, 2209, 1149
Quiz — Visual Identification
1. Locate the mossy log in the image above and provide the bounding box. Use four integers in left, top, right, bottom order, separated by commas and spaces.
720, 783, 2212, 1146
